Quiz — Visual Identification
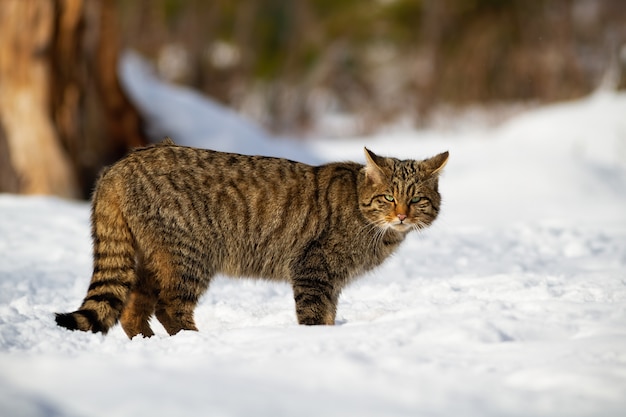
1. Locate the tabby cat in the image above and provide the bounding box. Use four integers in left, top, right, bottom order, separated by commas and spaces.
56, 138, 448, 338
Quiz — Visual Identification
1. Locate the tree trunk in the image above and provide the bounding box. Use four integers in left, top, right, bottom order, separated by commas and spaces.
0, 0, 147, 199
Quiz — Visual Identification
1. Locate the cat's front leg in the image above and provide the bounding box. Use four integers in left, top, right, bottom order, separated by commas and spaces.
292, 282, 338, 325
291, 249, 340, 325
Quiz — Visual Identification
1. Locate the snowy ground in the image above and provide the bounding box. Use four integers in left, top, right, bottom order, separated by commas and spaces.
1, 54, 625, 417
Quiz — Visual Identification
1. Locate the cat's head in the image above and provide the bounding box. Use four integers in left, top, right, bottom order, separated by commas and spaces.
359, 148, 449, 233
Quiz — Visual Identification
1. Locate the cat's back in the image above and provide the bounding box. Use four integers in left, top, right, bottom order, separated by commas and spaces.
107, 141, 315, 186
103, 141, 360, 203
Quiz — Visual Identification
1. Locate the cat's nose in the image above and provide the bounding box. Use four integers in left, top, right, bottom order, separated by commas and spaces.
397, 214, 407, 222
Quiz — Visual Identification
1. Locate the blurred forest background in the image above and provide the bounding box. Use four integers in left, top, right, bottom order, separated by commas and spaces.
119, 0, 626, 132
1, 0, 625, 198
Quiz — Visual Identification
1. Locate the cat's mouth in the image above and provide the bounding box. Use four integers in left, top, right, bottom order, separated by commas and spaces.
388, 220, 412, 232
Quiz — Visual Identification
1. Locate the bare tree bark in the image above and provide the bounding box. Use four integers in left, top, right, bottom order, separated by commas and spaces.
0, 0, 147, 199
0, 0, 79, 197
0, 118, 22, 193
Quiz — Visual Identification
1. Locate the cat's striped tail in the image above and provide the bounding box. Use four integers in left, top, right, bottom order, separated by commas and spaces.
55, 181, 137, 334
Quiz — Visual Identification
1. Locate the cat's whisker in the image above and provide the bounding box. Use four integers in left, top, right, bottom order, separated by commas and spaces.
359, 221, 384, 252
357, 219, 390, 253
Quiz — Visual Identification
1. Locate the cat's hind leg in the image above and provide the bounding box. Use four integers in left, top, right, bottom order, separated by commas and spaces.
151, 250, 211, 335
119, 261, 158, 338
154, 275, 208, 335
154, 293, 199, 336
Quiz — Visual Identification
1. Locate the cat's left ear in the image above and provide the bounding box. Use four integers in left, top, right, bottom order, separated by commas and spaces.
423, 151, 449, 176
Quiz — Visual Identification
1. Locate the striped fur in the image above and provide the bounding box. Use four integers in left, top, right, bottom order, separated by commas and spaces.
56, 138, 448, 338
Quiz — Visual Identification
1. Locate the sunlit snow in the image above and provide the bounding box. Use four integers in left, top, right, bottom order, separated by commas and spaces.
1, 53, 625, 417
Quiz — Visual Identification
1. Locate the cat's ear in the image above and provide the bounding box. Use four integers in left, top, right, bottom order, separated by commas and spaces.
423, 151, 449, 176
364, 147, 386, 184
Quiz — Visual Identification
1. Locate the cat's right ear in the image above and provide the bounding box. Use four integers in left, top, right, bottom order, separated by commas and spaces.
364, 147, 386, 184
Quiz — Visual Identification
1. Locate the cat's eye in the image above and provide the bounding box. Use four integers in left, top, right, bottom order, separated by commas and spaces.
411, 197, 431, 207
384, 195, 395, 202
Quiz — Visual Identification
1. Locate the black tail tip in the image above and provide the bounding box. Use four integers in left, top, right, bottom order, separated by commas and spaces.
55, 312, 79, 331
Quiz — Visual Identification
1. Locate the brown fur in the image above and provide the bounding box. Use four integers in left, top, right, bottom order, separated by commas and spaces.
56, 138, 448, 338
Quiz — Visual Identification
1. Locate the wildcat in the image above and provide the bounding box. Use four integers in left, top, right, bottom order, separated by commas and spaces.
56, 138, 448, 338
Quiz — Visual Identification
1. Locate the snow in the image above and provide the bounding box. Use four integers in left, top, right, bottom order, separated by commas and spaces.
119, 51, 318, 164
1, 53, 626, 417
